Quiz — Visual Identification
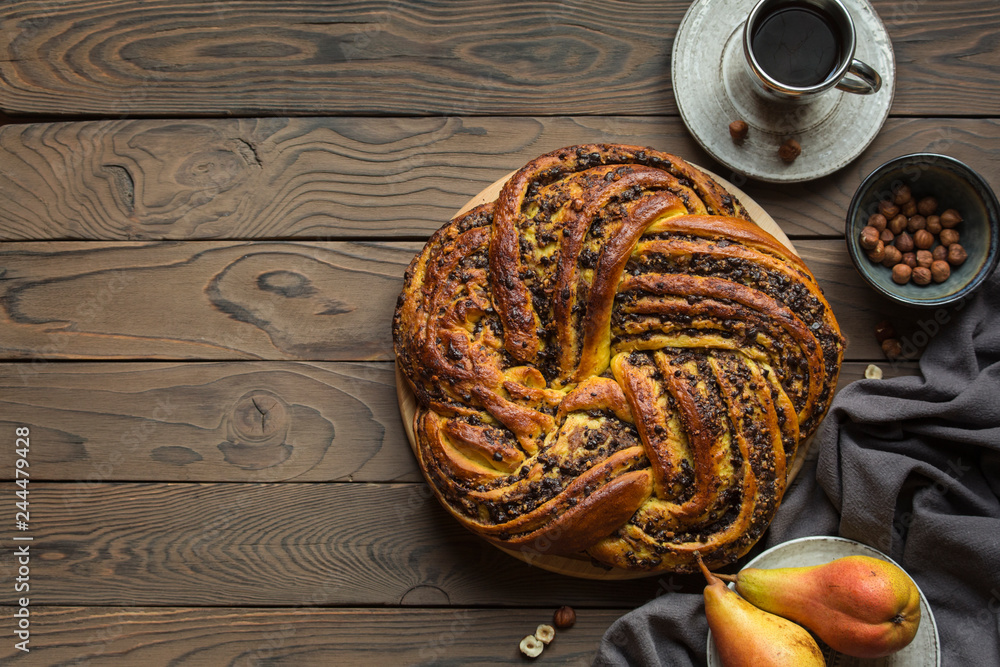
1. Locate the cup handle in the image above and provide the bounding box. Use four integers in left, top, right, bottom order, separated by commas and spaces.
836, 58, 882, 95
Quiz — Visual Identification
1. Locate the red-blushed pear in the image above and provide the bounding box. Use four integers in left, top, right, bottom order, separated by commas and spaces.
697, 554, 825, 667
730, 555, 921, 658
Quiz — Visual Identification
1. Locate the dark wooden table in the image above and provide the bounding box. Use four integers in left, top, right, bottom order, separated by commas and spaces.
0, 1, 996, 664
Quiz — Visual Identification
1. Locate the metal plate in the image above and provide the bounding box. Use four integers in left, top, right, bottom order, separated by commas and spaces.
673, 0, 896, 183
706, 536, 941, 667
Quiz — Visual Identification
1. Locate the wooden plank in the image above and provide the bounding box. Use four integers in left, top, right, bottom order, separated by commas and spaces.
0, 360, 917, 483
0, 0, 680, 117
0, 240, 419, 361
0, 606, 623, 665
0, 361, 417, 483
0, 240, 943, 361
0, 482, 685, 607
1, 1, 998, 117
0, 117, 997, 240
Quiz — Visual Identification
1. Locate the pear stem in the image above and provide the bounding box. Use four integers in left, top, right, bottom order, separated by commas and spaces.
714, 573, 738, 583
694, 551, 720, 586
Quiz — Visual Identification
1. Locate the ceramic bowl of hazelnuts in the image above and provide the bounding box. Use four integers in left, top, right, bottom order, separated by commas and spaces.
847, 153, 999, 307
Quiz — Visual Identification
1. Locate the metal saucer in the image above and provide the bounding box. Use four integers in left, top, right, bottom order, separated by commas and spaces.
672, 0, 896, 183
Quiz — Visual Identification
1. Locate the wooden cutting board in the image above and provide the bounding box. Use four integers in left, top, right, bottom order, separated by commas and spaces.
395, 166, 811, 579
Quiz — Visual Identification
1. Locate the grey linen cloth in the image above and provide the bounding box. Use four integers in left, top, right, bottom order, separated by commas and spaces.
595, 270, 1000, 666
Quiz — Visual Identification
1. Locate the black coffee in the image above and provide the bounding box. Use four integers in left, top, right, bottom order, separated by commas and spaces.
751, 3, 842, 88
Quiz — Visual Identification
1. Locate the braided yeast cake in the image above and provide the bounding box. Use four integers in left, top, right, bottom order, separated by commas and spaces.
394, 144, 844, 573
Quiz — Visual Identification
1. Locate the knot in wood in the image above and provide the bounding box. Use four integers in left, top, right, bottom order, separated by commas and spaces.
227, 390, 289, 444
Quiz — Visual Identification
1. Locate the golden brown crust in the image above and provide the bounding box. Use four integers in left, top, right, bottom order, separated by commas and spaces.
393, 144, 844, 573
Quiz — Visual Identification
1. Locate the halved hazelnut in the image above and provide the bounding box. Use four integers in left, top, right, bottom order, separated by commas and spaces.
520, 634, 544, 658
535, 624, 556, 645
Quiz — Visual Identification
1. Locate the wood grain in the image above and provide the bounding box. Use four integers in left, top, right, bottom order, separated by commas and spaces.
0, 1, 997, 117
0, 360, 916, 485
0, 361, 416, 483
0, 240, 942, 361
0, 606, 622, 665
0, 241, 420, 361
1, 117, 997, 240
0, 481, 688, 607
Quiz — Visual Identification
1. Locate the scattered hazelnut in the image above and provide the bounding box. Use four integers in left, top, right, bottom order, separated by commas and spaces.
914, 229, 934, 249
880, 228, 895, 245
864, 364, 884, 380
553, 606, 577, 629
867, 240, 886, 263
879, 200, 900, 219
895, 231, 914, 253
925, 215, 942, 234
729, 120, 749, 144
915, 249, 933, 268
931, 260, 951, 283
906, 215, 926, 233
939, 229, 960, 246
881, 245, 902, 267
916, 196, 938, 217
859, 226, 880, 250
892, 263, 912, 284
535, 624, 556, 645
873, 320, 897, 344
912, 266, 932, 285
868, 213, 888, 232
893, 185, 912, 205
901, 252, 917, 269
940, 208, 963, 228
902, 199, 918, 218
932, 245, 949, 262
947, 243, 968, 266
882, 338, 903, 359
520, 635, 544, 658
888, 214, 908, 235
778, 138, 801, 163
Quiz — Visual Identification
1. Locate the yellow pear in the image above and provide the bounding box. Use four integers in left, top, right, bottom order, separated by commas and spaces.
730, 555, 921, 658
698, 555, 825, 667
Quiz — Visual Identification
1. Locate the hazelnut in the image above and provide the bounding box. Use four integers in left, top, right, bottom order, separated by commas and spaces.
882, 338, 903, 359
888, 214, 908, 235
778, 138, 801, 163
926, 215, 942, 235
881, 245, 902, 267
519, 634, 544, 658
873, 320, 897, 344
914, 229, 934, 249
892, 263, 912, 284
893, 185, 912, 205
932, 244, 948, 262
868, 213, 888, 231
867, 240, 886, 263
947, 243, 968, 266
912, 266, 932, 286
907, 215, 926, 233
939, 229, 960, 246
729, 120, 749, 144
859, 226, 880, 250
901, 252, 917, 268
895, 231, 915, 253
865, 364, 884, 380
553, 606, 577, 629
931, 260, 951, 283
902, 199, 918, 217
880, 228, 896, 245
940, 208, 963, 228
915, 249, 933, 268
535, 624, 556, 645
916, 196, 938, 216
879, 200, 900, 219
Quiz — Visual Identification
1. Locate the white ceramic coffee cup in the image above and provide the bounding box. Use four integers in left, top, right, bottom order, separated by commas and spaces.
743, 0, 881, 101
